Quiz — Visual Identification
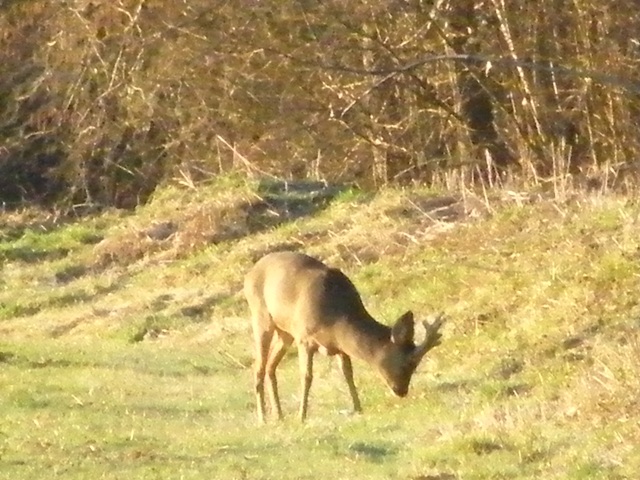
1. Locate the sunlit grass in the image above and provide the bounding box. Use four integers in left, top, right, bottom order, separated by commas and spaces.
1, 184, 639, 478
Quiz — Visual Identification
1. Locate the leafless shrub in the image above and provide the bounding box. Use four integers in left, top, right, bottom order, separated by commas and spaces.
2, 1, 640, 208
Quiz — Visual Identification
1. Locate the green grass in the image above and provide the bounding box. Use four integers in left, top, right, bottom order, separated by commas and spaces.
1, 182, 640, 478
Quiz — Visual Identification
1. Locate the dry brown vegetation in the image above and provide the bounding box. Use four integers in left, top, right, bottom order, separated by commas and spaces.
1, 1, 640, 209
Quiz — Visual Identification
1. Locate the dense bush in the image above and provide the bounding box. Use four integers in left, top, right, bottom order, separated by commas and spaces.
1, 0, 639, 208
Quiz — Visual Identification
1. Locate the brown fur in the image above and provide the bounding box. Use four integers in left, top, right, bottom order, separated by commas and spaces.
244, 251, 444, 423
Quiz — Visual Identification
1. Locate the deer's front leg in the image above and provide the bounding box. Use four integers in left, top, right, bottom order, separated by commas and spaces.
338, 353, 362, 413
297, 345, 314, 421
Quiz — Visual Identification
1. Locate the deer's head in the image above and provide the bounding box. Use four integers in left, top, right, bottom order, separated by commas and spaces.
378, 311, 445, 397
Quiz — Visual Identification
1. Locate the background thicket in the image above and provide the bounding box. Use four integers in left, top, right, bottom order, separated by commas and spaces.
1, 0, 640, 208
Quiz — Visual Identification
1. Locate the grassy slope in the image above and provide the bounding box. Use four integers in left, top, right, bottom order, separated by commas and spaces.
1, 179, 639, 479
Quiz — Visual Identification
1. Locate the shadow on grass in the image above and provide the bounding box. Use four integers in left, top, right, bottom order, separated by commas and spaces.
1, 218, 104, 265
0, 271, 133, 324
0, 352, 73, 369
53, 264, 90, 284
0, 347, 236, 377
0, 301, 42, 319
248, 179, 354, 232
435, 378, 479, 394
412, 474, 457, 480
0, 245, 70, 263
347, 441, 398, 463
469, 437, 507, 455
179, 293, 231, 321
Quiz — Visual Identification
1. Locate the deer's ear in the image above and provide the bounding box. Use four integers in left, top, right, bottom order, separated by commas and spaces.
391, 310, 415, 345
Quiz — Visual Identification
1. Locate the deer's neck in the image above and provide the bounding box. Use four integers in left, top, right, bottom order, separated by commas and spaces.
336, 314, 390, 365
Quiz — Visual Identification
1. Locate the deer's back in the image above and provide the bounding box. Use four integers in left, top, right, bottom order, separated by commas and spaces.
244, 251, 371, 342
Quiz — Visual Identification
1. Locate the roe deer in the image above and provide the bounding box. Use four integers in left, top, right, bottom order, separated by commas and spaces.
244, 251, 445, 423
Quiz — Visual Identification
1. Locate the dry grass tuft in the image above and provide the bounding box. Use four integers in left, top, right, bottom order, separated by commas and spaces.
312, 190, 488, 269
92, 196, 257, 267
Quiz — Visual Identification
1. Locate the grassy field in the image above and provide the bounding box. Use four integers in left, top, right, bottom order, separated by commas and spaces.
1, 178, 639, 479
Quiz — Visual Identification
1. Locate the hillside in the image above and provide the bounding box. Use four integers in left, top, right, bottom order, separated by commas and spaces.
1, 179, 639, 479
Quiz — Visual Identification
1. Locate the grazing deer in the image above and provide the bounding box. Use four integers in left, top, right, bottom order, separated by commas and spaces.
244, 251, 445, 423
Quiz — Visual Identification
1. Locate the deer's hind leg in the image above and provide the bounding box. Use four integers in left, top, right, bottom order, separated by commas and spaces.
251, 308, 275, 424
265, 330, 293, 419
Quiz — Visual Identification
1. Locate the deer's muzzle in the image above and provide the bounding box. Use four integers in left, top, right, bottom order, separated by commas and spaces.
392, 385, 409, 397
